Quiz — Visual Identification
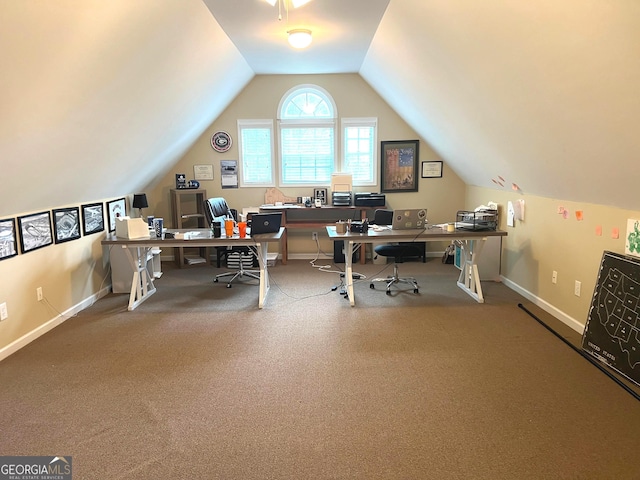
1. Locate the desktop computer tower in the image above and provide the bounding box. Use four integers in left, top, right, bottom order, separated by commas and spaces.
333, 240, 359, 263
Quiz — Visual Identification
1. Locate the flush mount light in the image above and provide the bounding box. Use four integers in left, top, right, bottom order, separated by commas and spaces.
287, 29, 312, 49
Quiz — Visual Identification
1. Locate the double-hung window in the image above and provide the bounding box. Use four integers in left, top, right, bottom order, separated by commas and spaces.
342, 117, 377, 186
238, 119, 274, 187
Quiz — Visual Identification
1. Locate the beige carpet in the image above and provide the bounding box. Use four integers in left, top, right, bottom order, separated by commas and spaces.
1, 258, 639, 480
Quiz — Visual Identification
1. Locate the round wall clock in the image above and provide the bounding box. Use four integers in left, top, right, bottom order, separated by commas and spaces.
211, 131, 232, 153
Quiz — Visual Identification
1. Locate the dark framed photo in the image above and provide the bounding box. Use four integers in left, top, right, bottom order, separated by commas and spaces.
106, 197, 126, 232
380, 140, 419, 193
18, 211, 53, 253
0, 218, 18, 261
82, 202, 104, 235
421, 161, 443, 178
53, 207, 81, 244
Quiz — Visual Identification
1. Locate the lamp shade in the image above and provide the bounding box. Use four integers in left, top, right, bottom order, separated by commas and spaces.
288, 29, 312, 49
132, 193, 148, 209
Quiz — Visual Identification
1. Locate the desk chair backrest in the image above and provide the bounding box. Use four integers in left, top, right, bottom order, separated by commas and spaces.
204, 197, 234, 225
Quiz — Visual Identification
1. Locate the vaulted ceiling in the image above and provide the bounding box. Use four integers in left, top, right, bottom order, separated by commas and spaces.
1, 0, 639, 218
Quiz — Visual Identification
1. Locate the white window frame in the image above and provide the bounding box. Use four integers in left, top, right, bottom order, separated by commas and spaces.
237, 119, 275, 187
277, 84, 337, 187
341, 117, 378, 187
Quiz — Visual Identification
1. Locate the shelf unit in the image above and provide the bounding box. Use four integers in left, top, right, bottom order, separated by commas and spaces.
110, 246, 162, 293
259, 205, 382, 264
170, 188, 208, 268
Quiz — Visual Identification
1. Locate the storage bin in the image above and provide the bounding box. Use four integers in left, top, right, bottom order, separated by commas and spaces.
455, 209, 498, 231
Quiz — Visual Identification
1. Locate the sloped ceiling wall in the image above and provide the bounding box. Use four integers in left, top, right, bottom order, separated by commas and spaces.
0, 0, 253, 218
2, 0, 639, 218
361, 0, 640, 210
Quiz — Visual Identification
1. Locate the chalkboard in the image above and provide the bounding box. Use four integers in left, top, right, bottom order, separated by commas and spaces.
582, 251, 640, 386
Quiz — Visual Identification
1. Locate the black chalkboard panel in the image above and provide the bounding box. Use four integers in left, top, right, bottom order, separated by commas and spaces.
582, 251, 640, 386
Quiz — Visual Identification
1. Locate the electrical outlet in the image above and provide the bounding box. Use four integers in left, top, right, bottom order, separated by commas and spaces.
0, 302, 7, 321
574, 280, 581, 297
37, 287, 43, 302
552, 271, 558, 284
312, 232, 318, 241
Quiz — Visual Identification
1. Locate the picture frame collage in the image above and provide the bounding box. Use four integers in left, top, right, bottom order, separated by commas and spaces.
0, 197, 125, 261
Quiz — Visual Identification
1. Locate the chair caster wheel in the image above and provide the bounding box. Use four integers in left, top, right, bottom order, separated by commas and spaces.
386, 290, 391, 295
213, 279, 218, 283
226, 284, 232, 288
414, 289, 419, 294
370, 284, 375, 289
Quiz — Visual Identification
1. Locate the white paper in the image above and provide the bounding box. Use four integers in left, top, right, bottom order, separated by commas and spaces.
507, 201, 515, 227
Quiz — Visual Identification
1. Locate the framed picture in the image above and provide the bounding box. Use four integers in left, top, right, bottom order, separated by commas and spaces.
0, 218, 18, 261
17, 211, 53, 253
106, 197, 126, 232
381, 140, 419, 193
53, 207, 81, 244
82, 202, 105, 235
421, 161, 443, 178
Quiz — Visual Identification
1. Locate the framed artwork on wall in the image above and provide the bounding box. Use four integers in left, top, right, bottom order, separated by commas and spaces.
53, 207, 81, 244
81, 202, 104, 235
0, 218, 18, 261
380, 140, 419, 193
17, 211, 53, 253
106, 198, 126, 232
421, 161, 443, 178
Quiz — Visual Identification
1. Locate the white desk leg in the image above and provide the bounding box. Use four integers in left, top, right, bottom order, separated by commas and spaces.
456, 238, 486, 303
121, 246, 157, 311
255, 242, 270, 309
345, 241, 356, 306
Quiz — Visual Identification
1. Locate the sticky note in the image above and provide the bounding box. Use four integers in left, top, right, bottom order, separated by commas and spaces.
612, 228, 619, 239
595, 225, 602, 236
575, 211, 584, 221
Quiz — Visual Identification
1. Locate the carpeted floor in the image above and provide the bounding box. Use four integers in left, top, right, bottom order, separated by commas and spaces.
1, 258, 639, 479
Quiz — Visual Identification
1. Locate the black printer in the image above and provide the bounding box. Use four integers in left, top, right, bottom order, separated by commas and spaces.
354, 192, 386, 207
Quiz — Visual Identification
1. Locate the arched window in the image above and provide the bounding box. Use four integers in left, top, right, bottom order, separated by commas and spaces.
238, 84, 377, 187
278, 85, 337, 185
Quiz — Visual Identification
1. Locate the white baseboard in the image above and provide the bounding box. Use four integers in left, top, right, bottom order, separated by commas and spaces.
0, 286, 112, 362
501, 276, 585, 334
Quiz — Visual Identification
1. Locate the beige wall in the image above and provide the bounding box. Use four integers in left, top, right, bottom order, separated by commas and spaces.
0, 202, 112, 360
467, 186, 640, 331
149, 74, 467, 256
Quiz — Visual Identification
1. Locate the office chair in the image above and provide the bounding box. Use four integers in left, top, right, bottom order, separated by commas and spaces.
369, 209, 424, 295
203, 197, 260, 288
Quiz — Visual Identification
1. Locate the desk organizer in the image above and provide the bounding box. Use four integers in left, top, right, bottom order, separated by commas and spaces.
455, 209, 498, 231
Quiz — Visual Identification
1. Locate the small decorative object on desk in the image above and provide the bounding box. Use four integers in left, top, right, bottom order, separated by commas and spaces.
153, 218, 164, 238
175, 174, 187, 189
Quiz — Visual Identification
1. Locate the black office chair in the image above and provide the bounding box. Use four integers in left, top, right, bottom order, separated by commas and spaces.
369, 209, 424, 295
203, 197, 259, 288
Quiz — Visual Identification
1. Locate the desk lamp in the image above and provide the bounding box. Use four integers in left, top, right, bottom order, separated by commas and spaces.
132, 193, 148, 219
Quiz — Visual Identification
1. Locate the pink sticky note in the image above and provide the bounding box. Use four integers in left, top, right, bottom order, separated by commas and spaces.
595, 225, 602, 236
612, 228, 619, 239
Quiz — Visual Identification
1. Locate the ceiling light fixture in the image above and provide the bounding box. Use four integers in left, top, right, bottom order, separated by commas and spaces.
287, 29, 313, 49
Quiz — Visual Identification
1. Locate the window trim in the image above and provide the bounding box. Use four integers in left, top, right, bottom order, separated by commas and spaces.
237, 119, 275, 188
341, 117, 378, 187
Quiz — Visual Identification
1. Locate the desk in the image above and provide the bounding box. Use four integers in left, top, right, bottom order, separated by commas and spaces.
260, 205, 381, 264
326, 226, 507, 306
102, 227, 284, 311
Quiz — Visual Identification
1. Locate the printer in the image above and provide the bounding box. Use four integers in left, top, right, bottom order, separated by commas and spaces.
354, 192, 386, 207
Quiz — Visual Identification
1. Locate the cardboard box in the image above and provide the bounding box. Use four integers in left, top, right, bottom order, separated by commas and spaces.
115, 217, 151, 239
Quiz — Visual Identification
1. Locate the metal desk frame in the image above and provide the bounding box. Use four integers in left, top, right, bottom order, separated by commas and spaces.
102, 228, 284, 311
326, 226, 507, 306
